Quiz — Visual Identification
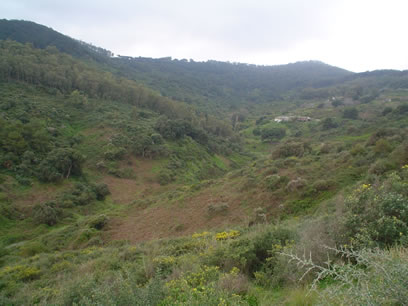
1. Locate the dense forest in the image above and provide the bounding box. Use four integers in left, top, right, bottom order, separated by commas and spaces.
1, 19, 408, 305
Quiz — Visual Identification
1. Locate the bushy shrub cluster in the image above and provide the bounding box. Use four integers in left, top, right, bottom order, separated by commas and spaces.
261, 126, 286, 142
264, 174, 289, 192
32, 201, 61, 226
207, 203, 230, 217
38, 148, 84, 182
272, 141, 310, 159
32, 183, 110, 226
285, 246, 408, 305
206, 227, 295, 275
342, 170, 408, 248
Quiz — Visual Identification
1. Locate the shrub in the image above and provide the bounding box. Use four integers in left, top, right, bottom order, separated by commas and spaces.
248, 207, 267, 226
256, 116, 268, 125
286, 177, 307, 192
207, 203, 229, 217
103, 143, 126, 161
264, 174, 289, 191
162, 266, 247, 305
152, 256, 177, 276
252, 127, 261, 136
56, 273, 165, 306
343, 174, 408, 248
157, 169, 175, 185
343, 107, 359, 119
284, 247, 408, 305
350, 144, 365, 156
321, 118, 337, 130
272, 142, 309, 159
19, 241, 47, 257
369, 159, 395, 175
91, 183, 110, 200
374, 139, 392, 155
218, 268, 249, 295
395, 103, 408, 114
38, 148, 84, 182
0, 264, 41, 282
332, 99, 343, 107
382, 106, 393, 116
309, 179, 334, 194
261, 126, 286, 142
208, 227, 295, 274
215, 230, 240, 241
32, 201, 60, 226
319, 143, 333, 154
87, 214, 109, 230
283, 156, 300, 167
60, 183, 97, 206
367, 128, 396, 146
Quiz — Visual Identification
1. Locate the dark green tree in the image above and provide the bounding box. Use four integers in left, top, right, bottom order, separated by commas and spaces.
261, 126, 286, 142
343, 107, 359, 120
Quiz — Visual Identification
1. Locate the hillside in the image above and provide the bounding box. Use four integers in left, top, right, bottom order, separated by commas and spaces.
1, 20, 408, 305
0, 19, 112, 61
112, 58, 352, 110
0, 20, 353, 112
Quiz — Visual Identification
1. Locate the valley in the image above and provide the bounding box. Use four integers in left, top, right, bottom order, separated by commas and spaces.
0, 20, 408, 305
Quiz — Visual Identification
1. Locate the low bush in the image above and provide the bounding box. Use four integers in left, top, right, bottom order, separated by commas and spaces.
343, 107, 359, 119
374, 139, 392, 155
382, 106, 393, 116
272, 142, 310, 159
286, 177, 307, 193
87, 214, 109, 230
91, 183, 110, 200
218, 268, 249, 295
38, 148, 84, 182
368, 159, 395, 175
264, 174, 289, 191
207, 203, 229, 217
32, 201, 61, 226
60, 183, 97, 207
321, 118, 338, 130
284, 246, 408, 305
342, 172, 408, 248
157, 169, 176, 185
261, 126, 286, 142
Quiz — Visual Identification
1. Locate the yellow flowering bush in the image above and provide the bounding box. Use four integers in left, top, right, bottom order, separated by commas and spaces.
0, 265, 41, 281
215, 230, 240, 241
153, 256, 177, 274
192, 231, 211, 239
344, 172, 408, 248
162, 265, 247, 305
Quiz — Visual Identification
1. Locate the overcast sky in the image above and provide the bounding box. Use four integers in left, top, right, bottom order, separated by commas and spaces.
2, 0, 408, 72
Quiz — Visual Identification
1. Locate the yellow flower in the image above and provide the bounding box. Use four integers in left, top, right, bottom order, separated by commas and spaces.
215, 230, 240, 241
